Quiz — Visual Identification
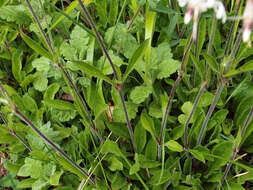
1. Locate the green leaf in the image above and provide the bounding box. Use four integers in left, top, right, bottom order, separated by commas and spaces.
198, 92, 214, 107
101, 140, 123, 157
165, 140, 183, 152
23, 93, 38, 112
211, 141, 233, 169
129, 154, 140, 175
12, 50, 23, 83
112, 101, 138, 123
107, 156, 123, 171
190, 53, 205, 80
106, 122, 130, 139
71, 61, 114, 85
17, 178, 37, 188
224, 60, 253, 77
188, 149, 205, 163
123, 39, 149, 81
33, 72, 48, 91
0, 5, 31, 25
32, 57, 51, 72
203, 53, 219, 74
44, 99, 76, 110
130, 85, 152, 104
134, 122, 146, 153
20, 30, 53, 60
140, 110, 157, 140
43, 83, 60, 100
32, 178, 49, 190
50, 171, 63, 186
17, 158, 43, 179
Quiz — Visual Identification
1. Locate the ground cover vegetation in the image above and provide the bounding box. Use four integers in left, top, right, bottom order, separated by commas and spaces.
1, 0, 253, 189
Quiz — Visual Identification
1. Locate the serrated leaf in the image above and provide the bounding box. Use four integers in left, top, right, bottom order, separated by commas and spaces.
32, 57, 51, 72
107, 156, 123, 171
33, 72, 48, 91
130, 85, 152, 104
165, 140, 183, 152
50, 171, 63, 186
17, 158, 43, 178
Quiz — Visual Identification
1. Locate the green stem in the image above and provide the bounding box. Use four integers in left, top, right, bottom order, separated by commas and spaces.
77, 0, 135, 152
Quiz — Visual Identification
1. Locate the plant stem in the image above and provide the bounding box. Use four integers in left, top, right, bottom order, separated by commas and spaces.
0, 83, 95, 185
207, 16, 217, 55
25, 0, 103, 143
25, 0, 54, 54
57, 63, 104, 143
223, 0, 242, 58
218, 107, 253, 189
197, 81, 225, 145
0, 112, 32, 152
184, 82, 206, 151
158, 37, 193, 160
77, 0, 135, 151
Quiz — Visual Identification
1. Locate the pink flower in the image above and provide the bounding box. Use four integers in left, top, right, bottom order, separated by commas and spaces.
242, 0, 253, 42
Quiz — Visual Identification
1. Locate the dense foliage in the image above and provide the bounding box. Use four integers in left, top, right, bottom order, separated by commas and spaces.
1, 0, 253, 189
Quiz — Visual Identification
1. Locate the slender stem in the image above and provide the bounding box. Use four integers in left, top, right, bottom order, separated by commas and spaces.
58, 63, 104, 143
218, 107, 253, 188
25, 0, 54, 54
184, 82, 206, 151
127, 6, 142, 30
0, 83, 95, 185
197, 81, 224, 145
25, 0, 103, 143
77, 0, 118, 80
158, 37, 193, 160
118, 88, 135, 152
224, 30, 242, 72
158, 73, 183, 160
77, 0, 135, 151
223, 0, 242, 58
207, 16, 217, 55
0, 112, 32, 152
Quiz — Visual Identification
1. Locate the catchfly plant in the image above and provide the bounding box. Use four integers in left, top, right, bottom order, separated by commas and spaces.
242, 0, 253, 43
178, 0, 226, 40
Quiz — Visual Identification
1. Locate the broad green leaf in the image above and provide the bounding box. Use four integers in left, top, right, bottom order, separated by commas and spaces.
101, 140, 123, 157
106, 122, 130, 139
211, 141, 233, 169
134, 122, 146, 153
72, 61, 114, 85
12, 50, 23, 83
188, 149, 205, 163
32, 57, 51, 72
23, 93, 38, 112
165, 140, 183, 152
32, 179, 48, 190
123, 39, 149, 81
50, 171, 63, 186
145, 138, 157, 160
224, 60, 253, 77
197, 18, 206, 57
43, 83, 60, 100
33, 72, 48, 91
112, 101, 138, 123
203, 53, 219, 74
17, 158, 43, 179
140, 110, 157, 140
107, 156, 123, 171
130, 85, 152, 104
44, 99, 76, 110
198, 92, 214, 107
20, 30, 53, 60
